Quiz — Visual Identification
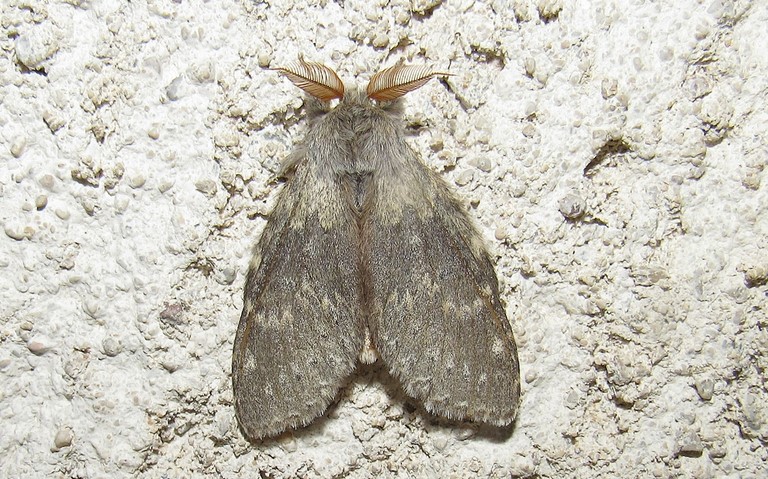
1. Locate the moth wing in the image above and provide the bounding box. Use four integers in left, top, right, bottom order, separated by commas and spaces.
369, 156, 520, 426
232, 161, 365, 440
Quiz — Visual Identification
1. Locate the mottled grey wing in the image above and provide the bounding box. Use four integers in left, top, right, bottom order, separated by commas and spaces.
368, 154, 520, 426
232, 161, 365, 440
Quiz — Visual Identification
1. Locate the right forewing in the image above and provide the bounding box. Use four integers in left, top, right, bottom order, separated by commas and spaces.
232, 157, 365, 440
367, 150, 520, 426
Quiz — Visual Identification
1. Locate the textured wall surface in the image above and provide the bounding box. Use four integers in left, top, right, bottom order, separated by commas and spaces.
1, 0, 766, 477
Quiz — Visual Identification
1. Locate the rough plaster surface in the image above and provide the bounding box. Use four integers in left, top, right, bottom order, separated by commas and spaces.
1, 0, 766, 477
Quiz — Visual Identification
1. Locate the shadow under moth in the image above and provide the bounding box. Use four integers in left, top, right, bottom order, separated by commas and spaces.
232, 57, 520, 440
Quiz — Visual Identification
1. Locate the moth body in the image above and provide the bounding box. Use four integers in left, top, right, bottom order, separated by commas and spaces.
232, 59, 520, 440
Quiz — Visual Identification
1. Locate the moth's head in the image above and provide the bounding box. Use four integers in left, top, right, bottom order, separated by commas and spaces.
272, 55, 449, 111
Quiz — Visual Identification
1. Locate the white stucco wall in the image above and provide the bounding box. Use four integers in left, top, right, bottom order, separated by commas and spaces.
1, 0, 766, 477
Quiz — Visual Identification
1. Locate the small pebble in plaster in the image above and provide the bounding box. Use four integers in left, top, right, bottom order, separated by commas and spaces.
695, 378, 714, 401
27, 339, 52, 356
43, 110, 66, 133
35, 195, 48, 210
538, 0, 563, 22
195, 179, 217, 197
455, 169, 474, 186
39, 174, 55, 190
601, 78, 618, 99
102, 337, 123, 357
52, 428, 74, 451
372, 33, 389, 48
474, 157, 493, 172
15, 29, 59, 72
739, 264, 768, 288
257, 52, 272, 68
5, 224, 32, 241
524, 57, 536, 77
157, 180, 174, 193
129, 174, 146, 189
10, 137, 26, 158
522, 124, 537, 138
216, 266, 237, 286
166, 76, 184, 101
558, 193, 586, 220
677, 432, 704, 457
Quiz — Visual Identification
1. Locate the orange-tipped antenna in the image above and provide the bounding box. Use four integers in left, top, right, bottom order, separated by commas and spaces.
367, 61, 450, 101
272, 55, 345, 101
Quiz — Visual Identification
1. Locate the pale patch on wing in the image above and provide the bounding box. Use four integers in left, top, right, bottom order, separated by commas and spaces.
468, 233, 488, 263
359, 328, 379, 364
319, 294, 334, 314
472, 297, 484, 311
375, 172, 436, 226
280, 308, 295, 326
289, 175, 349, 230
491, 337, 505, 357
444, 353, 456, 371
249, 252, 263, 272
243, 349, 259, 371
242, 299, 255, 320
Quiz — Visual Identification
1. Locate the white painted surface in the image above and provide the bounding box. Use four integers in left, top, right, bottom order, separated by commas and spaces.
1, 0, 766, 477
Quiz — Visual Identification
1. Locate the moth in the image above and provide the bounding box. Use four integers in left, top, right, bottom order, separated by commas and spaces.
232, 56, 520, 440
